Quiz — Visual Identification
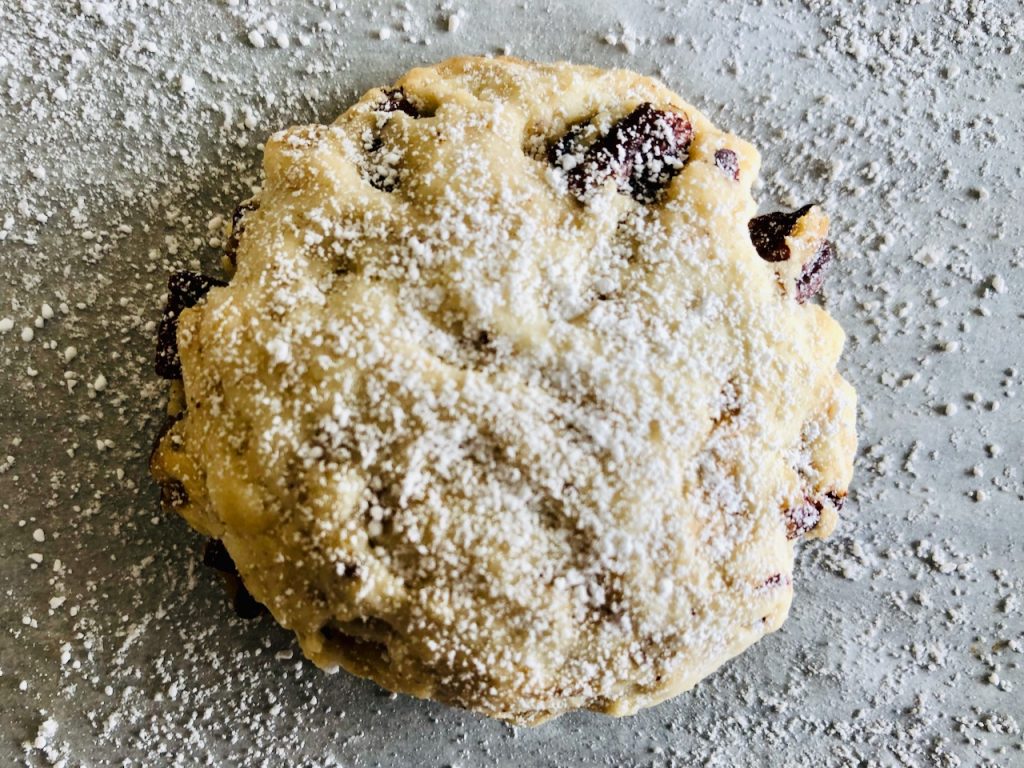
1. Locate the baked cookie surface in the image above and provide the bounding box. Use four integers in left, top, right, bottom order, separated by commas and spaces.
150, 56, 856, 724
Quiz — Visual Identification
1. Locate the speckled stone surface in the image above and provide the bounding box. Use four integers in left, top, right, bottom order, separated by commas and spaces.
1, 2, 1022, 766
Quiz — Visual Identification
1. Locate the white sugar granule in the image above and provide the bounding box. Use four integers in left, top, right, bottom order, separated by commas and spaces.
32, 717, 58, 750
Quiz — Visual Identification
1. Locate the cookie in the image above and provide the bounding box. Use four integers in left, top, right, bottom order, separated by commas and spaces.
150, 56, 856, 724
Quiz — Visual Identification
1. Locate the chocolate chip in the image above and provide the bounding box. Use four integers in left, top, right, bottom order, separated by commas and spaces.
202, 539, 266, 620
363, 90, 424, 191
377, 88, 420, 117
546, 120, 591, 170
364, 95, 412, 191
747, 204, 814, 264
155, 271, 227, 379
340, 562, 361, 579
795, 240, 834, 303
203, 538, 236, 572
550, 103, 694, 203
224, 199, 258, 268
232, 588, 265, 620
320, 623, 347, 644
714, 149, 739, 180
749, 205, 834, 303
473, 330, 492, 350
160, 479, 189, 508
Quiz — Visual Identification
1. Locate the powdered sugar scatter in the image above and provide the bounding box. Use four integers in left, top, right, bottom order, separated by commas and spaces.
1, 1, 1021, 766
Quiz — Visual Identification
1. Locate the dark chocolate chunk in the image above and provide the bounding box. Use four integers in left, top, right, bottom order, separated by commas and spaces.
545, 120, 590, 170
366, 160, 402, 193
232, 588, 265, 620
159, 479, 189, 508
749, 204, 834, 303
377, 88, 420, 117
551, 103, 694, 203
365, 92, 415, 191
150, 411, 184, 461
339, 562, 361, 579
202, 539, 266, 620
747, 204, 814, 264
714, 149, 740, 180
203, 538, 236, 572
473, 330, 492, 350
155, 271, 227, 379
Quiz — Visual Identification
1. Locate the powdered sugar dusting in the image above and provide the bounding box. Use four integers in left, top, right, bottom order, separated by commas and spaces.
1, 0, 1021, 765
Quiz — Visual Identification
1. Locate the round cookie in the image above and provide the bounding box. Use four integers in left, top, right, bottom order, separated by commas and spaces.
150, 56, 856, 725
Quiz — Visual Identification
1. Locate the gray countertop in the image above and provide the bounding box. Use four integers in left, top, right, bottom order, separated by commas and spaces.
2, 1, 1022, 765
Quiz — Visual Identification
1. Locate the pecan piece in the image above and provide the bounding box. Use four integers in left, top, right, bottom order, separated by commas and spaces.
155, 271, 227, 379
